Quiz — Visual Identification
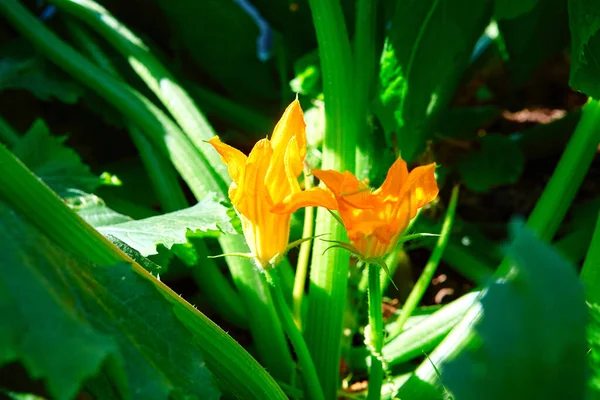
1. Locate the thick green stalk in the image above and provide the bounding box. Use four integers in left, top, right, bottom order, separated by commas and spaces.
50, 0, 228, 186
349, 291, 480, 370
267, 268, 325, 400
398, 99, 600, 398
389, 185, 459, 338
581, 211, 600, 304
305, 0, 358, 397
526, 98, 600, 243
0, 144, 286, 399
0, 114, 20, 146
353, 0, 377, 180
366, 264, 384, 400
293, 169, 316, 327
66, 21, 248, 328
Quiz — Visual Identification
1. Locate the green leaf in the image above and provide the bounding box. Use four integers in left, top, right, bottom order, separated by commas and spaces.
494, 0, 538, 20
569, 0, 600, 98
432, 106, 500, 140
380, 0, 492, 161
0, 38, 84, 103
98, 193, 238, 257
443, 220, 587, 400
68, 193, 133, 227
588, 303, 600, 396
0, 200, 220, 400
456, 134, 524, 192
498, 0, 569, 86
12, 120, 110, 197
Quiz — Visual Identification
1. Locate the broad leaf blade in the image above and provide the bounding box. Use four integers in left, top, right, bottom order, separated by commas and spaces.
98, 193, 238, 256
443, 221, 587, 400
569, 0, 600, 98
0, 200, 220, 400
380, 0, 492, 161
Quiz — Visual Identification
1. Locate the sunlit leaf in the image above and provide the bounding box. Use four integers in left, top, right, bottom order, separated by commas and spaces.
98, 193, 238, 257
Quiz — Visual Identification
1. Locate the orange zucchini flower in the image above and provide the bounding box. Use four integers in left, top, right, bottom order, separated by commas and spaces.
208, 100, 336, 269
311, 159, 439, 260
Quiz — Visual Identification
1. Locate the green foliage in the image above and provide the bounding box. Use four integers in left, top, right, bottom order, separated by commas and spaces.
97, 193, 238, 257
0, 39, 84, 103
587, 303, 600, 397
456, 134, 525, 192
11, 120, 115, 197
153, 0, 277, 99
443, 221, 587, 400
378, 0, 493, 161
494, 0, 538, 20
498, 0, 569, 86
588, 303, 600, 396
569, 0, 600, 98
0, 200, 219, 400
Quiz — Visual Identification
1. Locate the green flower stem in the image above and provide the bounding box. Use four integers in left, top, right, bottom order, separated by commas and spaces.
65, 20, 248, 329
0, 144, 286, 399
388, 185, 460, 339
266, 268, 325, 400
349, 291, 480, 370
0, 114, 20, 146
293, 169, 316, 327
366, 263, 384, 400
305, 0, 358, 396
581, 211, 600, 304
399, 98, 600, 398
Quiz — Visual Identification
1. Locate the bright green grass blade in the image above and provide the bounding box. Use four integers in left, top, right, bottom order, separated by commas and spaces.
0, 143, 286, 399
389, 185, 460, 338
304, 0, 359, 397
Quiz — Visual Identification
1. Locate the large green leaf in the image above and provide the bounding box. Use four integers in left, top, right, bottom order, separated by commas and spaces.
379, 0, 492, 161
569, 0, 600, 98
12, 119, 115, 197
442, 221, 587, 400
0, 38, 84, 103
0, 200, 220, 400
98, 193, 238, 257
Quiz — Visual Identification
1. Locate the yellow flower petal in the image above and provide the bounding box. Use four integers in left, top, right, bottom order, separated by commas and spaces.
271, 187, 337, 214
207, 136, 247, 184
